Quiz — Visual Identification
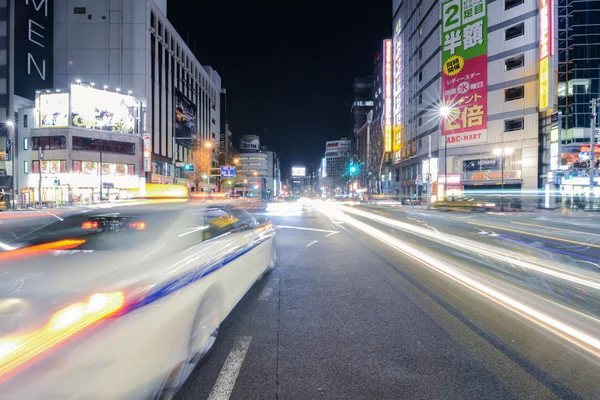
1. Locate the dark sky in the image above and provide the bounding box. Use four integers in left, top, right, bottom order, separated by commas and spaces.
167, 0, 391, 178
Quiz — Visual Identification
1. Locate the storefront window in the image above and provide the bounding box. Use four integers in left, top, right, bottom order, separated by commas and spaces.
72, 160, 135, 176
72, 136, 135, 155
33, 160, 67, 174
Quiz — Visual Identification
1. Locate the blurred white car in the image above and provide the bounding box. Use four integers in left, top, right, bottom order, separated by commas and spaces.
0, 202, 276, 399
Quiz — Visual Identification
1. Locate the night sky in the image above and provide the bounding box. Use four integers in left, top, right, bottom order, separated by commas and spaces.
167, 0, 391, 178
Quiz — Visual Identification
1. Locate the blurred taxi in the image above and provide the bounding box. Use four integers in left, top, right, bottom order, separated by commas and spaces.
0, 201, 276, 399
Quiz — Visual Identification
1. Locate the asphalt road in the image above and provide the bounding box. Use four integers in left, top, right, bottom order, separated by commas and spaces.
0, 209, 83, 247
176, 202, 600, 399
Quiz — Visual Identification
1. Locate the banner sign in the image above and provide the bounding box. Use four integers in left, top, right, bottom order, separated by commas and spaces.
441, 0, 487, 147
71, 85, 137, 134
383, 39, 393, 153
143, 133, 151, 172
539, 0, 554, 111
463, 158, 499, 171
175, 89, 197, 138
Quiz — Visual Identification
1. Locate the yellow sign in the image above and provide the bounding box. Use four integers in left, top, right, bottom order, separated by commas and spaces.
393, 126, 402, 152
539, 57, 550, 110
384, 126, 393, 153
443, 55, 464, 77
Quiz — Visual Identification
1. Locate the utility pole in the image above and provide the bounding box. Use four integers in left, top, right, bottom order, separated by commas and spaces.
589, 98, 599, 211
38, 147, 43, 210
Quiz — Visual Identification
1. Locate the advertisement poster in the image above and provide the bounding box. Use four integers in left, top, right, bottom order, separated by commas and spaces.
441, 0, 487, 147
393, 17, 403, 156
39, 93, 69, 128
70, 85, 137, 134
538, 0, 554, 111
383, 39, 393, 153
175, 89, 197, 138
292, 167, 306, 177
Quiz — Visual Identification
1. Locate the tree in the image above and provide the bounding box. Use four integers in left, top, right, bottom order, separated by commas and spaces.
187, 146, 212, 191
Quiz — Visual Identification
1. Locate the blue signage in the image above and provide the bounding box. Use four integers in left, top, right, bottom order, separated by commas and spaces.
220, 166, 236, 179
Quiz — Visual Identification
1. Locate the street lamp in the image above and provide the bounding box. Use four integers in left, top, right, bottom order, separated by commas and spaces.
493, 147, 513, 210
233, 158, 240, 165
253, 171, 258, 176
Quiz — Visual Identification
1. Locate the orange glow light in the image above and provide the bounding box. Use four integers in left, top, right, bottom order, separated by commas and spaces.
0, 291, 125, 381
0, 239, 86, 263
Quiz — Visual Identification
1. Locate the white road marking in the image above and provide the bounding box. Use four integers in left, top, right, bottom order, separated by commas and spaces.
275, 225, 339, 234
258, 287, 273, 300
306, 240, 318, 247
0, 242, 16, 251
208, 336, 252, 400
45, 211, 63, 221
325, 231, 339, 237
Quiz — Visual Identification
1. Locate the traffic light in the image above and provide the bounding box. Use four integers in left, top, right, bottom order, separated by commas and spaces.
348, 164, 358, 175
183, 164, 195, 172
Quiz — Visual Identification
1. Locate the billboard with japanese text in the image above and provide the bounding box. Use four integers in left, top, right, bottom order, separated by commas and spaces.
441, 0, 487, 147
538, 0, 554, 111
71, 85, 137, 134
392, 16, 403, 156
383, 39, 393, 153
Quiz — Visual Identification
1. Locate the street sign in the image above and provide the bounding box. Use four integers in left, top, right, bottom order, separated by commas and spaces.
220, 166, 236, 179
175, 162, 185, 167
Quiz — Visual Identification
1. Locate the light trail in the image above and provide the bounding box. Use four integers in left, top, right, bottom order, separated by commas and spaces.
315, 202, 600, 359
335, 205, 600, 292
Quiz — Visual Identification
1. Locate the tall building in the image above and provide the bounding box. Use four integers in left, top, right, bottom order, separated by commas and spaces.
53, 1, 220, 186
391, 0, 541, 201
236, 135, 268, 198
319, 139, 351, 196
554, 0, 600, 202
351, 77, 373, 136
0, 0, 223, 205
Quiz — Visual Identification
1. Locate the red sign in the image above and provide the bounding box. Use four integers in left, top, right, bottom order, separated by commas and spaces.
442, 55, 487, 140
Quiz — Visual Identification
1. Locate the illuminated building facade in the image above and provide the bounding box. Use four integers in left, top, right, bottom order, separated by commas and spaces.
391, 0, 542, 202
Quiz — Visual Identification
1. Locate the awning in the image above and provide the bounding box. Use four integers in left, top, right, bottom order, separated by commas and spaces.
0, 176, 13, 189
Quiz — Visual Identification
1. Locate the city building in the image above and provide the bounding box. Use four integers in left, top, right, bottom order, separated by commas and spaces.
391, 0, 540, 202
552, 0, 600, 205
351, 77, 373, 136
0, 0, 223, 205
266, 150, 280, 199
51, 0, 221, 187
319, 139, 351, 196
236, 135, 268, 198
356, 42, 393, 194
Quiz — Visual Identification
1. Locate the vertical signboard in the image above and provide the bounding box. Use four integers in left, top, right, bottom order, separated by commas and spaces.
550, 112, 560, 170
392, 17, 403, 157
383, 39, 393, 153
539, 0, 554, 111
14, 0, 54, 99
143, 133, 152, 172
175, 89, 197, 138
441, 0, 487, 147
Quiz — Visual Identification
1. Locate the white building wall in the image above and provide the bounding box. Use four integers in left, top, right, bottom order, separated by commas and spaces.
53, 0, 221, 181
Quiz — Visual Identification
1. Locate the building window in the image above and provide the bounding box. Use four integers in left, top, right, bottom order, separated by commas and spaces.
24, 161, 28, 174
504, 117, 524, 131
419, 71, 422, 82
418, 116, 423, 126
33, 160, 67, 174
505, 54, 525, 71
504, 85, 525, 101
74, 7, 86, 14
32, 136, 67, 150
418, 93, 423, 104
505, 0, 524, 10
419, 26, 423, 36
23, 137, 28, 150
419, 3, 422, 14
418, 138, 422, 150
505, 23, 524, 40
23, 115, 28, 128
419, 48, 423, 60
395, 168, 400, 182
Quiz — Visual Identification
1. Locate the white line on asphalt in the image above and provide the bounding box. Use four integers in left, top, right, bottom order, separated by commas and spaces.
207, 336, 252, 400
325, 231, 339, 237
306, 240, 318, 247
258, 287, 273, 300
0, 242, 16, 251
275, 225, 339, 234
45, 211, 63, 221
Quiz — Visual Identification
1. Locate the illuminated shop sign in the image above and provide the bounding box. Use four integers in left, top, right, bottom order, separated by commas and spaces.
383, 39, 393, 153
539, 0, 554, 111
38, 93, 68, 128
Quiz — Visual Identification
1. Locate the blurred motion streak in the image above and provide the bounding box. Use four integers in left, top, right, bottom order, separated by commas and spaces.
0, 240, 86, 262
468, 222, 600, 249
334, 205, 600, 291
0, 292, 125, 381
314, 202, 600, 358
